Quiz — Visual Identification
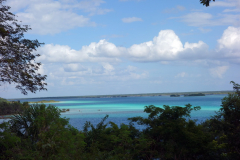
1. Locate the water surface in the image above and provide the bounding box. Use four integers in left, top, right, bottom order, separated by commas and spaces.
13, 94, 226, 130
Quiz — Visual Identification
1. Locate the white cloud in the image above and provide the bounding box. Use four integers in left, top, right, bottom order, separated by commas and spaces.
64, 63, 87, 72
209, 0, 240, 12
116, 67, 148, 81
218, 26, 240, 51
126, 65, 137, 72
7, 0, 111, 15
217, 26, 240, 63
224, 9, 240, 12
210, 1, 236, 7
102, 63, 115, 75
36, 40, 124, 63
64, 64, 79, 72
73, 0, 113, 16
37, 64, 45, 75
209, 66, 229, 78
36, 27, 240, 65
17, 10, 93, 35
122, 17, 143, 23
6, 0, 112, 34
127, 30, 208, 61
45, 62, 148, 85
127, 30, 183, 60
180, 12, 240, 27
129, 72, 147, 79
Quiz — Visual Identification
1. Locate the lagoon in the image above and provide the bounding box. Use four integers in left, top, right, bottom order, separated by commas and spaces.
9, 94, 226, 130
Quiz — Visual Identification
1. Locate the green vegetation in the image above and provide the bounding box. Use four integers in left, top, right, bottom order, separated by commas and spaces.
0, 82, 239, 159
28, 100, 60, 104
0, 97, 8, 103
0, 0, 47, 95
184, 93, 205, 97
170, 94, 180, 97
0, 98, 29, 117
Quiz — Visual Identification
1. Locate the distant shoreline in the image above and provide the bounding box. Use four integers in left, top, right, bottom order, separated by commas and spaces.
8, 90, 234, 100
28, 100, 60, 103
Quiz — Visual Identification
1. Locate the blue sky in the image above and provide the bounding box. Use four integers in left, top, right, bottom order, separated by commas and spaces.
1, 0, 240, 98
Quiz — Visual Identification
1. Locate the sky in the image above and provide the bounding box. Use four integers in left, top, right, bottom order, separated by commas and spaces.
1, 0, 240, 99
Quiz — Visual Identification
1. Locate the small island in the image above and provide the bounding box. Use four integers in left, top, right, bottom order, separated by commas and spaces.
170, 94, 180, 97
60, 109, 70, 112
29, 100, 60, 103
184, 93, 205, 97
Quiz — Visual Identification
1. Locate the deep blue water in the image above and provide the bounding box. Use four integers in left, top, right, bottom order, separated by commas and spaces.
9, 94, 226, 130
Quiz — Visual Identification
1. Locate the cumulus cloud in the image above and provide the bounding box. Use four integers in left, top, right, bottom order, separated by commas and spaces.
209, 66, 229, 78
127, 30, 208, 61
36, 27, 240, 65
217, 26, 240, 63
122, 17, 143, 23
218, 26, 240, 50
6, 0, 112, 34
127, 30, 182, 60
36, 40, 124, 63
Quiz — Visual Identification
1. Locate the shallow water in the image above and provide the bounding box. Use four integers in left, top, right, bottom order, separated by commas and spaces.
8, 94, 225, 130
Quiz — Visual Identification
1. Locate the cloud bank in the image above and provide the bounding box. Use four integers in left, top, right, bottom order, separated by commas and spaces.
36, 26, 240, 64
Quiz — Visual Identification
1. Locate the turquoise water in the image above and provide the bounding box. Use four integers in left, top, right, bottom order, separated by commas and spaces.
13, 94, 226, 130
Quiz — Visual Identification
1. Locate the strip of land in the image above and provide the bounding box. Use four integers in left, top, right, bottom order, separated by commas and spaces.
8, 90, 235, 100
28, 100, 60, 103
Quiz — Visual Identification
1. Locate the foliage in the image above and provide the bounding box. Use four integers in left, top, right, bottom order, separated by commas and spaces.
200, 0, 215, 7
230, 81, 240, 96
128, 104, 215, 159
83, 115, 148, 160
0, 122, 21, 159
9, 104, 68, 144
0, 0, 47, 95
203, 93, 240, 159
0, 100, 29, 116
0, 97, 8, 102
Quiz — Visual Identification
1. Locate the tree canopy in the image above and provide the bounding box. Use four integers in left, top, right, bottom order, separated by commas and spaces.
0, 0, 47, 95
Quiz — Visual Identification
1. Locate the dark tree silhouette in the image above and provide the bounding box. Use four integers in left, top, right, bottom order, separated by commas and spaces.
200, 0, 216, 7
0, 0, 47, 95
